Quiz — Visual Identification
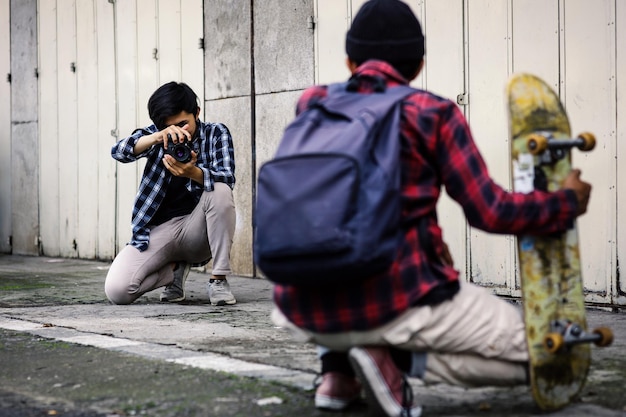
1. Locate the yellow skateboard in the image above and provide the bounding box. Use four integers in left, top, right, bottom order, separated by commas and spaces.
506, 73, 613, 411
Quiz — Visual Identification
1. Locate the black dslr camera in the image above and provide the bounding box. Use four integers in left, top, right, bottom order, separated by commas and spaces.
165, 138, 193, 163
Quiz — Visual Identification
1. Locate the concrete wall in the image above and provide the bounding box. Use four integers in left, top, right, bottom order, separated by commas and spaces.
204, 0, 314, 276
9, 0, 39, 255
0, 0, 10, 253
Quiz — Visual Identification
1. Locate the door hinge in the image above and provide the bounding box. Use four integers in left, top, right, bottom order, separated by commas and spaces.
152, 48, 159, 60
198, 38, 204, 50
108, 0, 115, 4
307, 16, 316, 31
110, 129, 118, 138
456, 93, 468, 106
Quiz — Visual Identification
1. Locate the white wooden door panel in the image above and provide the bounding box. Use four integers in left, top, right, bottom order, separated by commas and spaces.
114, 0, 140, 251
76, 0, 98, 258
420, 0, 468, 280
512, 0, 559, 80
0, 0, 11, 253
511, 0, 559, 84
350, 0, 367, 15
136, 0, 158, 127
181, 0, 204, 103
617, 0, 626, 303
56, 0, 79, 257
38, 0, 61, 256
563, 0, 616, 303
95, 0, 117, 260
466, 0, 512, 293
509, 0, 560, 296
419, 0, 464, 101
157, 0, 182, 85
315, 0, 350, 84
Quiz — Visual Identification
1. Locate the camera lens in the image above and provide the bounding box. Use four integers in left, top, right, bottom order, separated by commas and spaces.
170, 143, 192, 163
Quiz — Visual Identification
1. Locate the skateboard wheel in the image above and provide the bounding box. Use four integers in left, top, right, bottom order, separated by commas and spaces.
593, 327, 614, 347
544, 333, 564, 354
577, 132, 596, 151
527, 134, 548, 155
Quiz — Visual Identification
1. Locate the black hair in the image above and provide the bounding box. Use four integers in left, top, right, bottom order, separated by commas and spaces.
147, 82, 199, 130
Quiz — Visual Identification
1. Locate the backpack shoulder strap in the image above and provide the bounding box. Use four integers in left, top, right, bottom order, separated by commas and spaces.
322, 81, 417, 119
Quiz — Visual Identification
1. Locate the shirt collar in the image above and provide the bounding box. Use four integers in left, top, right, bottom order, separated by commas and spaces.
354, 60, 409, 86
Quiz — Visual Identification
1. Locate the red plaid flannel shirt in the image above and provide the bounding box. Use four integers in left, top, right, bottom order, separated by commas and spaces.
273, 60, 578, 333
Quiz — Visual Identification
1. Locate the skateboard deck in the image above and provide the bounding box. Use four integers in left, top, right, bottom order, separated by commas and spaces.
506, 73, 611, 411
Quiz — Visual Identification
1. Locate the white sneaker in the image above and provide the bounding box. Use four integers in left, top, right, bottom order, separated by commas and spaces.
207, 279, 236, 306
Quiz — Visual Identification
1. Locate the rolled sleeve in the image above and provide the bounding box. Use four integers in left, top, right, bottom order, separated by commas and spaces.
111, 126, 158, 162
209, 123, 236, 189
437, 103, 578, 235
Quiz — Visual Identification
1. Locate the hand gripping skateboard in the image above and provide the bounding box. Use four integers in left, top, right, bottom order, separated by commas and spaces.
506, 73, 613, 411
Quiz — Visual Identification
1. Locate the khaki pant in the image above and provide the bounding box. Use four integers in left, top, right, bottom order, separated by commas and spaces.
272, 282, 528, 387
105, 183, 236, 304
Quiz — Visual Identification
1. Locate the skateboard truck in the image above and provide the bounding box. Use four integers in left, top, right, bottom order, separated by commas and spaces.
543, 319, 613, 354
526, 131, 596, 162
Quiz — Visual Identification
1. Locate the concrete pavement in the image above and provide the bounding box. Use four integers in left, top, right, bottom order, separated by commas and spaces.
0, 254, 624, 417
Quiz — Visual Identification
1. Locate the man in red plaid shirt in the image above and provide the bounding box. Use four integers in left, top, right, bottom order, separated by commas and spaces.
271, 1, 592, 416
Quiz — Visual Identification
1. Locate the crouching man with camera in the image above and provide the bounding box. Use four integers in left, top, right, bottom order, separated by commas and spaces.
105, 81, 237, 306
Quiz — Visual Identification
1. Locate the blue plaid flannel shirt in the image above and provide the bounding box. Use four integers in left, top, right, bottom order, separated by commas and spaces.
111, 120, 236, 251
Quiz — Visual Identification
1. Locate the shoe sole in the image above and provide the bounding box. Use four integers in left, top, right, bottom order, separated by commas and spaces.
160, 295, 185, 303
314, 394, 353, 411
349, 348, 422, 417
210, 299, 236, 306
159, 288, 185, 303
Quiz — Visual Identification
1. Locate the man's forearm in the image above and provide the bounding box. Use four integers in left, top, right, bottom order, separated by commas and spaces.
133, 133, 159, 155
189, 165, 205, 185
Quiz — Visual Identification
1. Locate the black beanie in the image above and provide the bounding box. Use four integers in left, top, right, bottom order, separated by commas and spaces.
346, 0, 425, 65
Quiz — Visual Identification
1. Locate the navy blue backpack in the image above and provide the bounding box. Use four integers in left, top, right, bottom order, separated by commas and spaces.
254, 79, 416, 286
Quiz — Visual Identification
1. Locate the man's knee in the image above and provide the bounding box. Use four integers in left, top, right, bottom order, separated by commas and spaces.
104, 280, 136, 305
205, 184, 235, 210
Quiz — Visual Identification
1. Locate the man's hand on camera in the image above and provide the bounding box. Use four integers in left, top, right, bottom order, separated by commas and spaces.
162, 123, 191, 151
163, 151, 198, 177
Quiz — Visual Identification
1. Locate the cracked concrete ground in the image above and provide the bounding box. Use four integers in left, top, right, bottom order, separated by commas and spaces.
0, 254, 624, 417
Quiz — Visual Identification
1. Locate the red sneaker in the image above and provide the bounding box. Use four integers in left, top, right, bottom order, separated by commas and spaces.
349, 347, 422, 417
314, 371, 362, 411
